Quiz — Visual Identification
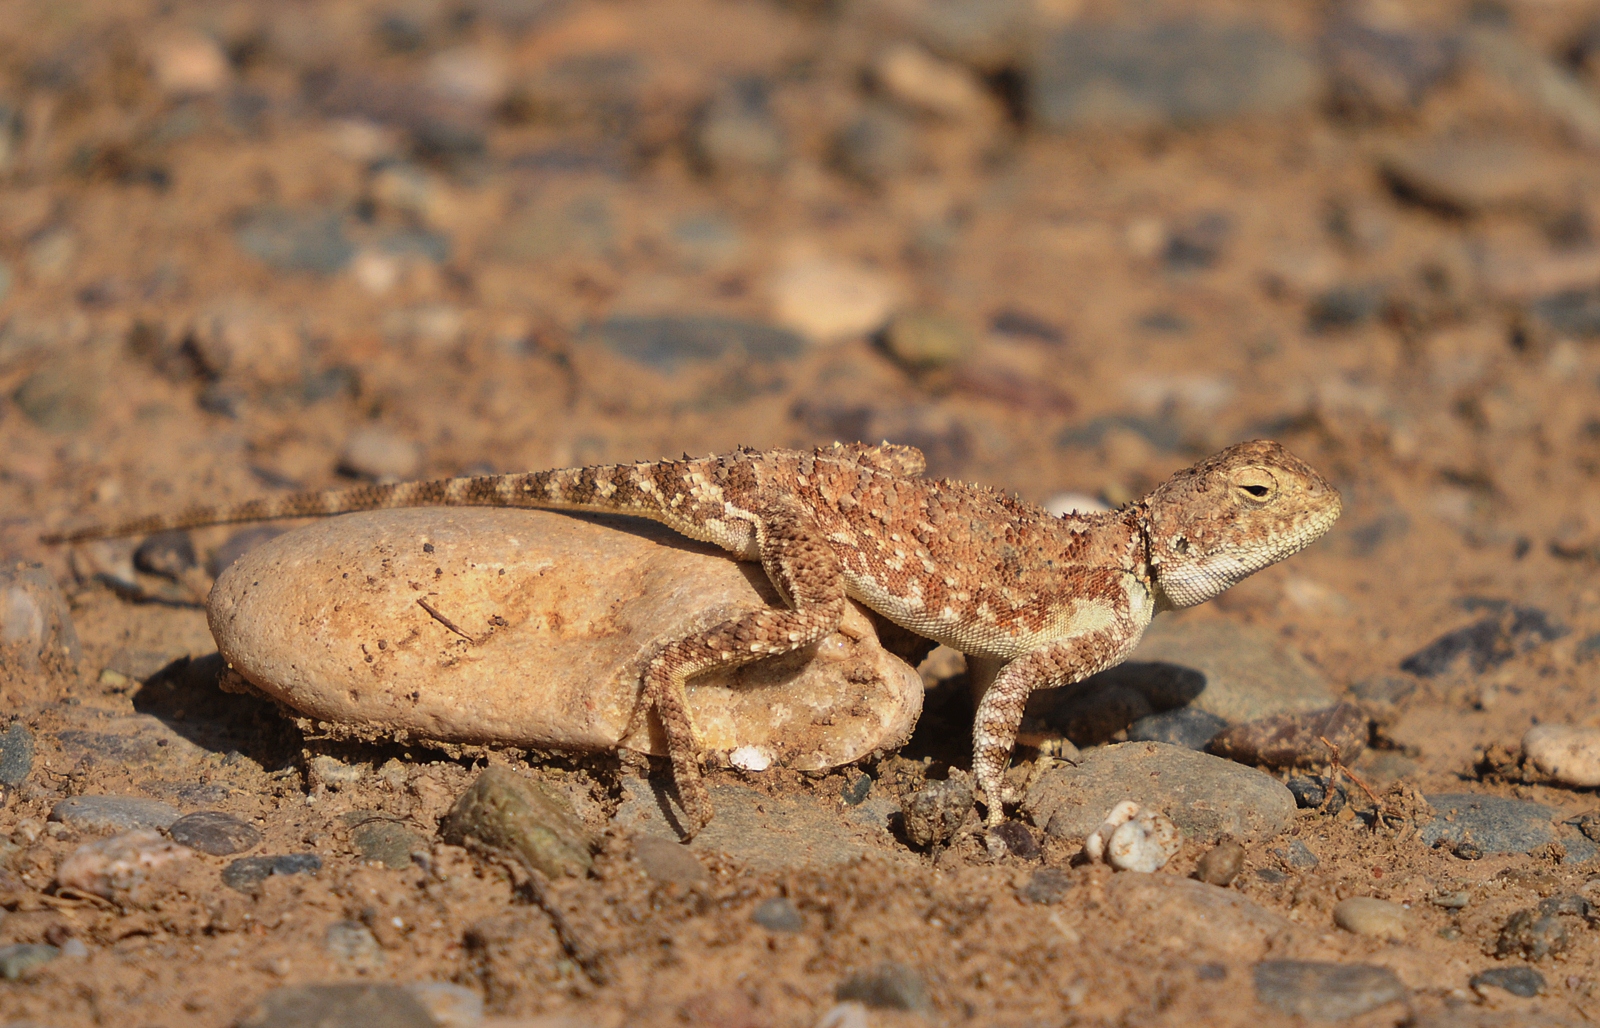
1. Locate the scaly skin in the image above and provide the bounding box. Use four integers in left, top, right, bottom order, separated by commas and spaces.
43, 439, 1341, 838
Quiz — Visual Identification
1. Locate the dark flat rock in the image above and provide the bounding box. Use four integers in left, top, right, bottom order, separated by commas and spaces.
168, 811, 261, 856
1255, 961, 1407, 1019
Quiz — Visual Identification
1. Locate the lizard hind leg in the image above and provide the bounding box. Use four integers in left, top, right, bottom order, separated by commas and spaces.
642, 509, 848, 837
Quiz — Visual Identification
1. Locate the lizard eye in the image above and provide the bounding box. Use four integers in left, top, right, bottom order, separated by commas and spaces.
1231, 468, 1277, 503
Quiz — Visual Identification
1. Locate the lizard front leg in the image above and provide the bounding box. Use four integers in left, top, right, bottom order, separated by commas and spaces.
642, 507, 847, 835
971, 629, 1130, 835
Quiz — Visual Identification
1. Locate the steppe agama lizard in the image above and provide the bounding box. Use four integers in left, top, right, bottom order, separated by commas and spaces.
44, 439, 1341, 836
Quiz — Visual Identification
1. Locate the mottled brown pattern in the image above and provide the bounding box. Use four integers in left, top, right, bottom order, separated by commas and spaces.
42, 439, 1340, 837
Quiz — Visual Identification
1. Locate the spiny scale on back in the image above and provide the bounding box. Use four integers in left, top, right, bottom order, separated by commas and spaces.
42, 438, 1342, 840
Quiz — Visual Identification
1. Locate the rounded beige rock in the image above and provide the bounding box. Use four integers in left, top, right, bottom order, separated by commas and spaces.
208, 508, 923, 769
1521, 724, 1600, 788
1332, 897, 1408, 942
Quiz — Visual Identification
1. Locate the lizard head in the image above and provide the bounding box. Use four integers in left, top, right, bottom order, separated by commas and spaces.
1140, 440, 1341, 609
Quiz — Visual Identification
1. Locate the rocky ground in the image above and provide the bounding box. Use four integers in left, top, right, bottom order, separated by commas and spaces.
2, 0, 1600, 1025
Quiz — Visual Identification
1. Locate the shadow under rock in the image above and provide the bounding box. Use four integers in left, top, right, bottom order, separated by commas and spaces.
131, 653, 303, 770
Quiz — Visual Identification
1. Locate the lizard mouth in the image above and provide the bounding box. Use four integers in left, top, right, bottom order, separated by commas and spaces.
1154, 497, 1342, 609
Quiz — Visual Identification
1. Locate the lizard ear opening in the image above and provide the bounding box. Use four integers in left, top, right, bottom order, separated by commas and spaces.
1230, 467, 1278, 503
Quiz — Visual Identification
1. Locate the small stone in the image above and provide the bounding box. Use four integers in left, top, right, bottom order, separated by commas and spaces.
1420, 794, 1557, 856
1433, 890, 1470, 909
24, 227, 77, 282
1399, 605, 1566, 678
147, 30, 231, 96
207, 525, 286, 577
1254, 961, 1407, 1020
878, 310, 976, 373
221, 853, 322, 893
1193, 839, 1244, 886
236, 206, 356, 275
1209, 703, 1369, 768
1496, 908, 1569, 961
167, 811, 261, 856
1111, 874, 1306, 960
692, 79, 786, 177
239, 984, 436, 1028
632, 835, 710, 888
325, 920, 384, 969
1471, 966, 1545, 998
1127, 708, 1228, 750
1306, 283, 1387, 334
1024, 742, 1296, 845
187, 299, 306, 385
900, 772, 973, 849
751, 896, 804, 932
13, 363, 99, 432
872, 42, 992, 120
1018, 867, 1073, 904
133, 531, 197, 580
1463, 26, 1600, 151
1333, 897, 1408, 941
50, 796, 181, 833
771, 258, 899, 344
338, 427, 423, 482
1321, 16, 1457, 119
989, 820, 1039, 860
0, 723, 35, 787
1274, 839, 1320, 870
1105, 619, 1336, 724
1031, 20, 1317, 130
0, 563, 81, 685
836, 963, 930, 1013
1521, 724, 1600, 787
831, 103, 918, 186
54, 829, 194, 899
405, 983, 482, 1028
495, 195, 614, 262
345, 814, 426, 870
840, 774, 872, 806
596, 316, 806, 372
1085, 801, 1182, 873
440, 767, 594, 878
0, 943, 58, 980
425, 45, 508, 109
1382, 139, 1567, 215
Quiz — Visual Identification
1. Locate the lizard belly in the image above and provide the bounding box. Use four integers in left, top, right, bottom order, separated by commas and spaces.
844, 571, 1155, 661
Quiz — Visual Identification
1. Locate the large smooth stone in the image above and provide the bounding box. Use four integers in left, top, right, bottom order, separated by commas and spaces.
208, 508, 923, 769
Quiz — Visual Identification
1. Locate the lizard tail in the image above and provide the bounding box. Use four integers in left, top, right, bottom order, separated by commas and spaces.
39, 462, 693, 544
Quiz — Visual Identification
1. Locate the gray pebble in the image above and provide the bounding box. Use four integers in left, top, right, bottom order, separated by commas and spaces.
12, 363, 99, 432
632, 835, 710, 889
1209, 702, 1369, 768
1193, 839, 1244, 886
345, 813, 425, 870
878, 310, 975, 374
50, 796, 180, 833
900, 772, 973, 849
1496, 908, 1569, 961
1286, 774, 1347, 813
133, 530, 198, 580
325, 920, 384, 969
836, 962, 930, 1012
596, 315, 806, 373
1025, 742, 1295, 844
439, 767, 594, 879
1018, 867, 1073, 904
1399, 605, 1565, 678
1128, 708, 1228, 750
1253, 961, 1407, 1020
832, 103, 918, 186
1471, 966, 1544, 997
0, 564, 83, 680
235, 206, 355, 275
1420, 793, 1555, 856
221, 853, 322, 892
1432, 890, 1470, 909
1321, 17, 1456, 119
1101, 619, 1335, 724
239, 983, 435, 1028
1273, 839, 1320, 870
751, 896, 804, 933
0, 943, 58, 980
692, 79, 786, 177
167, 811, 261, 856
989, 820, 1039, 860
0, 723, 34, 787
1031, 20, 1316, 131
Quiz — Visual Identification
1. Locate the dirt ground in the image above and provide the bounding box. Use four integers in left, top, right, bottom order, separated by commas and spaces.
2, 0, 1600, 1025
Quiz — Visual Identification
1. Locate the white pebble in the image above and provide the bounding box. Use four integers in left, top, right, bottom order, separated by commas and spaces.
729, 745, 773, 772
1085, 801, 1182, 873
1522, 724, 1600, 787
770, 258, 898, 343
